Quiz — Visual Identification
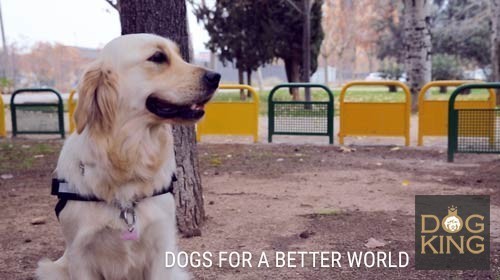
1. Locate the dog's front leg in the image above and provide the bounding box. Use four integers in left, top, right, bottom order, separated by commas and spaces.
147, 255, 190, 280
145, 231, 189, 280
66, 243, 103, 280
36, 253, 70, 280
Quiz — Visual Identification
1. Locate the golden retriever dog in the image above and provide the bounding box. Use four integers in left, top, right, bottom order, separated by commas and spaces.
36, 33, 220, 280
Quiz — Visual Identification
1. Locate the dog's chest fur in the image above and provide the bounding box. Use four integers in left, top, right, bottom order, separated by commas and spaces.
54, 124, 178, 278
57, 123, 175, 204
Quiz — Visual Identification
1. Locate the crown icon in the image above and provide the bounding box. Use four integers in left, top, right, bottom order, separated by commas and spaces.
448, 205, 458, 215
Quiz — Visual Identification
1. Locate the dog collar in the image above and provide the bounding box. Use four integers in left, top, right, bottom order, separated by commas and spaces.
51, 174, 177, 220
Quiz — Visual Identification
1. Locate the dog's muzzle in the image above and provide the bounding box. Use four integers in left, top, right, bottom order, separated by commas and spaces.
146, 71, 221, 120
146, 96, 208, 120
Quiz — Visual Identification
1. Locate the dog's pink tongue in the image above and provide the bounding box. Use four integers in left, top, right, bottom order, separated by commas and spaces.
121, 228, 139, 241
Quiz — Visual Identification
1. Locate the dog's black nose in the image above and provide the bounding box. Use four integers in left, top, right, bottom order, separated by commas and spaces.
203, 71, 221, 90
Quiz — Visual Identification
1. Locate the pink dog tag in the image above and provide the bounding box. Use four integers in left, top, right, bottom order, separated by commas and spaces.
119, 207, 139, 241
121, 228, 139, 241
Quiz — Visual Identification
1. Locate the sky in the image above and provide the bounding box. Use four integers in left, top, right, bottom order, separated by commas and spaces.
1, 0, 210, 52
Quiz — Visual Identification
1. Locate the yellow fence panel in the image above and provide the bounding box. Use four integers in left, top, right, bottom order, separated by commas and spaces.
196, 84, 259, 143
68, 89, 77, 134
339, 81, 411, 146
0, 94, 5, 137
417, 81, 496, 146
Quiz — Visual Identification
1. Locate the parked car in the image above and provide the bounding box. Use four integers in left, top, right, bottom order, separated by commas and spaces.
365, 72, 385, 81
398, 73, 407, 83
463, 69, 487, 81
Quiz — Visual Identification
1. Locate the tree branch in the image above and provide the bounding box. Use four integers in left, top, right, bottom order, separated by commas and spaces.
104, 0, 118, 10
282, 0, 303, 14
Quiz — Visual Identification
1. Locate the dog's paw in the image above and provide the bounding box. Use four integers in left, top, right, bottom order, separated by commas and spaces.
36, 258, 69, 280
167, 266, 191, 280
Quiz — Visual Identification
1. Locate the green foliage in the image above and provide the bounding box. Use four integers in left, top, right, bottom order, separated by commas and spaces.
378, 62, 404, 79
0, 77, 12, 94
267, 0, 324, 75
374, 1, 404, 62
375, 0, 490, 69
432, 0, 490, 67
192, 0, 272, 72
432, 54, 463, 80
192, 0, 324, 80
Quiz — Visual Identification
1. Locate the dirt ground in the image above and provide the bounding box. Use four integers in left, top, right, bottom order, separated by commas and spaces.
1, 138, 500, 279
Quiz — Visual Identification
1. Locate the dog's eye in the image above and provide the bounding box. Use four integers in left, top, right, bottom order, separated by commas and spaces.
147, 51, 168, 64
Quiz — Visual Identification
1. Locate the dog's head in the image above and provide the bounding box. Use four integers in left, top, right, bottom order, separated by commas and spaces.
74, 33, 220, 134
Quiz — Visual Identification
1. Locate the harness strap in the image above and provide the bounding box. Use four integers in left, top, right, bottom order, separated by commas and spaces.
51, 175, 177, 219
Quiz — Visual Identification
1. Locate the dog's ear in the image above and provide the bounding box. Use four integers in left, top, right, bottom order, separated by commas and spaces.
74, 62, 118, 134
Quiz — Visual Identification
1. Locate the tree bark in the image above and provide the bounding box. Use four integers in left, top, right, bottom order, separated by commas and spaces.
256, 67, 264, 93
491, 0, 500, 105
284, 57, 301, 100
119, 0, 205, 236
246, 70, 252, 98
209, 52, 216, 70
238, 67, 245, 100
323, 54, 329, 85
302, 0, 312, 102
402, 0, 432, 112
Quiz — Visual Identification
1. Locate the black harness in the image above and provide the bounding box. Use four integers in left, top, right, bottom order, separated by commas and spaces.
51, 175, 177, 219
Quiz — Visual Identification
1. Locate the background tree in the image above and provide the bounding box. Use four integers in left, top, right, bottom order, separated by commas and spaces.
492, 0, 500, 91
368, 0, 403, 92
193, 0, 323, 100
402, 0, 432, 111
492, 0, 500, 105
432, 54, 463, 92
321, 0, 380, 85
302, 0, 312, 101
379, 61, 404, 91
374, 0, 404, 64
116, 0, 205, 237
320, 0, 335, 85
376, 0, 490, 84
16, 42, 88, 92
433, 0, 490, 73
192, 0, 273, 99
354, 0, 380, 73
268, 0, 324, 100
327, 0, 357, 83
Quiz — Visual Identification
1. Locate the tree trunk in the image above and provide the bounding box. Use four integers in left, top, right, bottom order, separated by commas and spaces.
402, 0, 432, 112
368, 53, 374, 72
209, 51, 216, 70
302, 0, 312, 102
323, 54, 329, 85
491, 0, 500, 105
284, 57, 301, 100
247, 70, 252, 98
439, 86, 447, 93
238, 67, 245, 100
0, 1, 10, 81
388, 85, 397, 92
256, 67, 264, 93
119, 0, 204, 237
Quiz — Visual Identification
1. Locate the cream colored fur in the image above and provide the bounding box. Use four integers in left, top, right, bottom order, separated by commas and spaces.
36, 33, 212, 280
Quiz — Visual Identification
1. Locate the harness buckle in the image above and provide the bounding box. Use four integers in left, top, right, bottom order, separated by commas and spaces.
119, 207, 136, 232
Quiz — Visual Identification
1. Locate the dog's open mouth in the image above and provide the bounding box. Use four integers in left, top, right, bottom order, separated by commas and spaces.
146, 95, 209, 120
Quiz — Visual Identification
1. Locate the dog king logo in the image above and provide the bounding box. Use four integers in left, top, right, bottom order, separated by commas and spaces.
442, 206, 462, 234
415, 195, 490, 270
